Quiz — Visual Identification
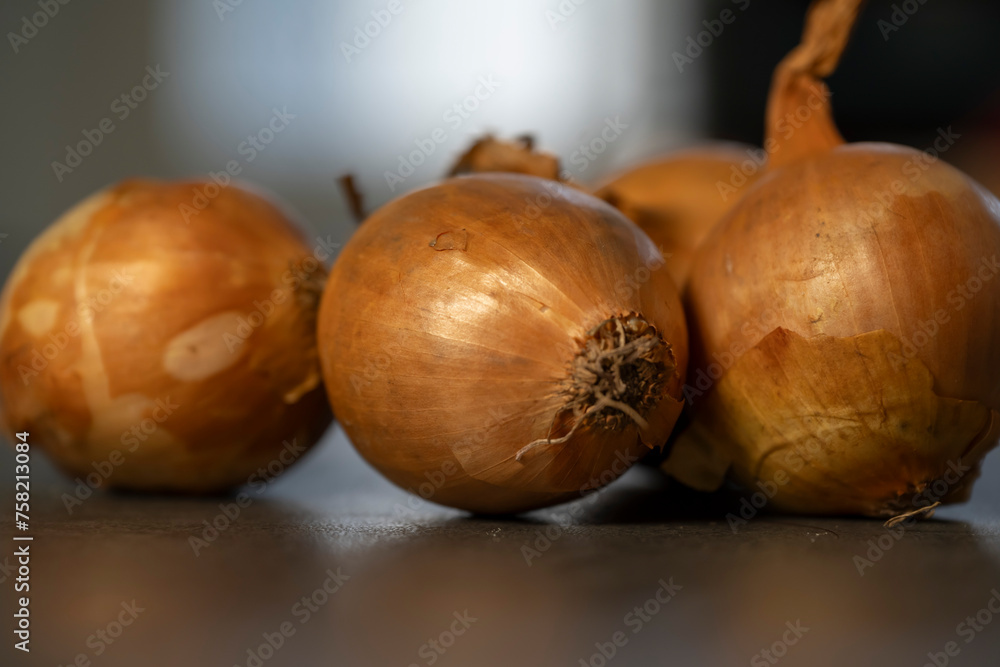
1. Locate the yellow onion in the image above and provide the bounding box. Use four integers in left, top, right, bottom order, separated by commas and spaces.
666, 0, 1000, 517
0, 180, 332, 492
318, 174, 687, 514
595, 144, 762, 289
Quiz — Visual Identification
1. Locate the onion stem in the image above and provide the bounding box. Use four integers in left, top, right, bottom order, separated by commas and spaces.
766, 0, 865, 168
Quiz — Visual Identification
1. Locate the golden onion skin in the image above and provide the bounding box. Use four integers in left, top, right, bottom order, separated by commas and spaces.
694, 144, 1000, 406
679, 143, 1000, 516
665, 0, 1000, 517
0, 180, 331, 492
595, 144, 761, 289
319, 174, 688, 514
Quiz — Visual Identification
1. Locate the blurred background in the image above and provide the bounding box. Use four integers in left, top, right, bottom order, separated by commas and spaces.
2, 1, 1000, 666
2, 0, 1000, 260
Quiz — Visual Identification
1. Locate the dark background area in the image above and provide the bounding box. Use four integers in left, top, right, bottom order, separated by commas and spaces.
709, 0, 1000, 150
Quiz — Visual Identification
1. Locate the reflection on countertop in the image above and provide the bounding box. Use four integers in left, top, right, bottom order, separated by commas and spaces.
2, 427, 999, 667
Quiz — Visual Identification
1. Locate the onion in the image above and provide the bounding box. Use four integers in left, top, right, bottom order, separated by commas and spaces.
595, 144, 762, 289
318, 173, 687, 513
0, 180, 332, 492
666, 0, 1000, 517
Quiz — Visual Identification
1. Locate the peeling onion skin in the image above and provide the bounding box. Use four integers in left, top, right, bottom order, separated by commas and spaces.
693, 144, 1000, 410
681, 145, 1000, 514
0, 180, 332, 492
671, 0, 1000, 516
318, 174, 688, 514
595, 144, 761, 289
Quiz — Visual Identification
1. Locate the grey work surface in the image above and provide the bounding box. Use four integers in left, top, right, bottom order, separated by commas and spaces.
2, 427, 1000, 667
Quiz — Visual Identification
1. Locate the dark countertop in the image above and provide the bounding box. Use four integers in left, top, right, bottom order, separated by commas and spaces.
2, 427, 999, 667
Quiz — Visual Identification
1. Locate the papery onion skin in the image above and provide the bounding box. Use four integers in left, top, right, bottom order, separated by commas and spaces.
664, 0, 1000, 523
595, 144, 762, 289
692, 144, 1000, 410
0, 180, 332, 492
671, 0, 1000, 516
680, 146, 1000, 514
318, 174, 688, 514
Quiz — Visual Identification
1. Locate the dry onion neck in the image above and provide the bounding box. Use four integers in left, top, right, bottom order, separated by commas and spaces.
516, 313, 673, 462
765, 0, 865, 168
287, 258, 326, 311
448, 135, 564, 182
